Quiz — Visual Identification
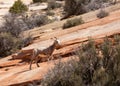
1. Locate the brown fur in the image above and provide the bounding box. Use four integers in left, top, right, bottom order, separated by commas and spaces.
29, 37, 60, 70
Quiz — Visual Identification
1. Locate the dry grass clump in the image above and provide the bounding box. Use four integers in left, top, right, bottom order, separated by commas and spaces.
63, 17, 84, 29
97, 9, 109, 18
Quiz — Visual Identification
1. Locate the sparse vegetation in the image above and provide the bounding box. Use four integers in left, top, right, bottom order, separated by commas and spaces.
0, 30, 33, 57
63, 0, 112, 19
63, 17, 84, 29
0, 9, 53, 57
0, 32, 19, 57
0, 32, 29, 57
47, 0, 62, 10
0, 14, 35, 57
9, 0, 28, 14
22, 13, 51, 29
2, 13, 50, 36
0, 32, 33, 57
46, 10, 55, 16
41, 36, 120, 86
97, 9, 109, 18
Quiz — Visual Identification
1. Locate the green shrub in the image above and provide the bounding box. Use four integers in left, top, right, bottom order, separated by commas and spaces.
9, 0, 28, 14
97, 10, 109, 18
41, 36, 120, 86
63, 17, 84, 29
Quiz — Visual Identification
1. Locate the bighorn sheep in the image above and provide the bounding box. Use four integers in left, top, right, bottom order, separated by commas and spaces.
29, 37, 60, 70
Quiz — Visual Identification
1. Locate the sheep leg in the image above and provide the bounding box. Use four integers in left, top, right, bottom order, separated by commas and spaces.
36, 61, 40, 67
29, 59, 33, 70
29, 50, 36, 70
35, 56, 40, 67
37, 62, 40, 67
47, 55, 51, 61
48, 55, 53, 61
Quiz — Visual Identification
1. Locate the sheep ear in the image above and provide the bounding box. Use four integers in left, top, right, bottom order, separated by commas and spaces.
54, 37, 57, 40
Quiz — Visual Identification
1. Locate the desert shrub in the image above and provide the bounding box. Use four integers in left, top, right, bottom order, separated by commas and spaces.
0, 32, 19, 57
22, 13, 50, 29
1, 13, 50, 37
97, 9, 109, 18
41, 36, 120, 86
0, 32, 33, 57
47, 0, 62, 10
2, 14, 25, 37
33, 0, 47, 3
84, 0, 112, 12
63, 17, 84, 29
0, 14, 35, 57
63, 0, 112, 19
19, 35, 33, 47
64, 0, 79, 18
9, 0, 28, 14
41, 59, 83, 86
46, 10, 55, 16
